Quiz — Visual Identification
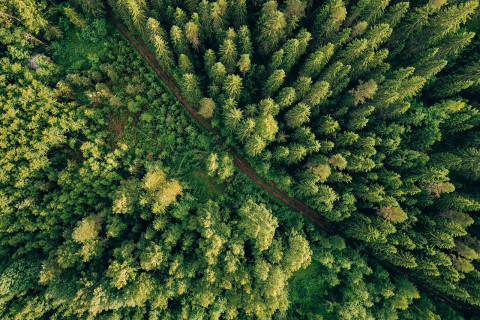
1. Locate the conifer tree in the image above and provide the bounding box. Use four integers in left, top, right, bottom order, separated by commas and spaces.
276, 87, 297, 109
236, 118, 256, 142
285, 103, 310, 128
170, 25, 190, 56
300, 43, 334, 78
264, 69, 285, 97
234, 26, 252, 56
281, 39, 300, 73
246, 135, 267, 157
174, 7, 188, 27
293, 76, 312, 100
219, 39, 238, 73
184, 20, 201, 51
182, 73, 202, 107
204, 49, 216, 74
152, 34, 175, 72
198, 97, 216, 118
237, 54, 251, 76
269, 49, 284, 71
231, 0, 247, 28
224, 106, 243, 133
210, 62, 227, 86
256, 1, 287, 55
223, 74, 243, 100
302, 81, 330, 107
179, 54, 194, 74
378, 1, 409, 28
313, 0, 347, 46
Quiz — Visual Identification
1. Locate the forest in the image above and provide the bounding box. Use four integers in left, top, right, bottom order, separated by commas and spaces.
0, 0, 480, 319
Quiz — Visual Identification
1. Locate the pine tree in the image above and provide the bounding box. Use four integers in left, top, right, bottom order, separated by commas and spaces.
432, 60, 480, 98
293, 76, 312, 100
210, 1, 226, 31
223, 74, 243, 100
204, 49, 216, 74
276, 87, 297, 109
300, 43, 334, 78
285, 103, 310, 128
313, 0, 347, 46
182, 73, 202, 107
435, 31, 475, 59
237, 25, 253, 55
378, 1, 409, 28
210, 62, 227, 86
281, 39, 300, 73
179, 54, 194, 74
302, 81, 330, 107
231, 0, 247, 28
320, 62, 351, 96
219, 39, 238, 73
286, 143, 307, 164
269, 49, 284, 71
345, 0, 390, 27
256, 1, 287, 55
246, 135, 267, 157
418, 1, 478, 50
170, 25, 190, 56
264, 69, 285, 97
198, 97, 216, 118
184, 20, 201, 50
236, 118, 256, 142
174, 7, 188, 27
224, 106, 243, 133
296, 28, 312, 59
151, 35, 175, 72
237, 54, 251, 76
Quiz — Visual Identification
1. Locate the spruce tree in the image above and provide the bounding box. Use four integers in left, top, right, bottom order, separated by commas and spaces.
264, 69, 285, 97
256, 1, 287, 55
219, 39, 238, 73
285, 103, 310, 128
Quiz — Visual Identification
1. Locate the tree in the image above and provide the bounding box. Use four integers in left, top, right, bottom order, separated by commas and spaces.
281, 38, 300, 73
223, 106, 243, 133
264, 69, 285, 97
255, 1, 287, 55
179, 54, 194, 74
219, 39, 238, 73
269, 49, 284, 71
276, 87, 296, 109
285, 103, 310, 128
245, 135, 267, 157
223, 74, 243, 100
184, 20, 201, 50
170, 25, 190, 56
236, 25, 253, 55
293, 76, 312, 100
300, 43, 334, 78
237, 54, 251, 76
313, 0, 347, 46
204, 49, 216, 74
182, 73, 202, 107
231, 0, 247, 28
152, 34, 175, 72
237, 199, 279, 252
198, 97, 216, 118
210, 62, 227, 86
302, 80, 330, 107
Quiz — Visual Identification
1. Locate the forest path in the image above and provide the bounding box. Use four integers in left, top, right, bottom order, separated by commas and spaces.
109, 16, 480, 315
110, 16, 335, 235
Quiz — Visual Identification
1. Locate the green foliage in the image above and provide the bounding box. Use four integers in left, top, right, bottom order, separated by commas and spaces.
4, 0, 480, 318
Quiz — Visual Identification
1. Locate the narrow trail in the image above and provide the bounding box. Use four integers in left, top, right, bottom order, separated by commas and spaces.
110, 16, 479, 315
